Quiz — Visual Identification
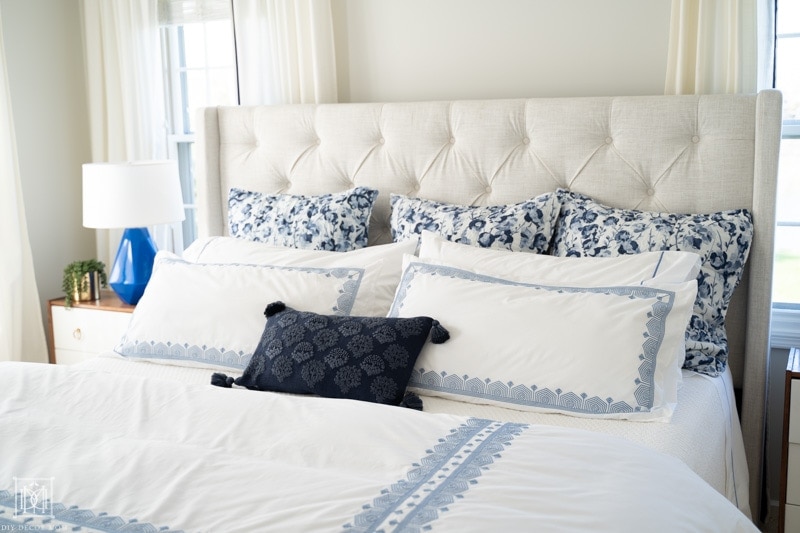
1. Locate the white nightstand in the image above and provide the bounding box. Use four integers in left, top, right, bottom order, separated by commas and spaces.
47, 290, 135, 365
780, 347, 800, 533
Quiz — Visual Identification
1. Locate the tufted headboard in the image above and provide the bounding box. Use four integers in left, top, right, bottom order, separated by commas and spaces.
195, 91, 782, 516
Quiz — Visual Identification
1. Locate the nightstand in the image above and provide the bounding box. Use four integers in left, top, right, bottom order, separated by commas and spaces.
780, 347, 800, 533
47, 290, 135, 365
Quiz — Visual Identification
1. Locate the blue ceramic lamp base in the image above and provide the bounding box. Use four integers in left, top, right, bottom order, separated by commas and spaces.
109, 227, 158, 305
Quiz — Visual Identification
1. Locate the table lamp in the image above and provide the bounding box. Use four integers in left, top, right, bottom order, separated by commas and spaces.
82, 160, 185, 305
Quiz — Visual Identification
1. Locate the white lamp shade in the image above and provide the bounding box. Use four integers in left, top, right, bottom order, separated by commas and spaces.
83, 160, 186, 229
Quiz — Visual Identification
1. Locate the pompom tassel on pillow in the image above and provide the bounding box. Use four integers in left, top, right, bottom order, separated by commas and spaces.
399, 391, 424, 411
211, 373, 235, 388
264, 301, 286, 317
430, 320, 449, 344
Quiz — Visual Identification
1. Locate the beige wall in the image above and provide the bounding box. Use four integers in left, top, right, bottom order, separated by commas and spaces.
1, 0, 94, 352
2, 0, 673, 339
333, 0, 672, 103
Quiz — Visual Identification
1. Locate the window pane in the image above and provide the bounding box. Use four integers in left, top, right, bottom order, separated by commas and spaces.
775, 139, 800, 304
777, 0, 800, 35
182, 69, 207, 133
208, 67, 238, 106
776, 139, 800, 223
205, 19, 236, 67
776, 36, 800, 122
178, 142, 197, 246
181, 23, 207, 69
774, 225, 800, 304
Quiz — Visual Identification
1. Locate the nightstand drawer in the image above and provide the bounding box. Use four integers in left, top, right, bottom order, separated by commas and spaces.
790, 444, 800, 506
781, 349, 800, 533
51, 306, 131, 355
788, 503, 800, 532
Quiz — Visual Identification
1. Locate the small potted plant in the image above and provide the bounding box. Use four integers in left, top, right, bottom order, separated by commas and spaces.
62, 259, 107, 307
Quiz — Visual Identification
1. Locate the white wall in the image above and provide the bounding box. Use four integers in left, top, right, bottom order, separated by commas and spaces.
333, 0, 672, 103
1, 0, 94, 356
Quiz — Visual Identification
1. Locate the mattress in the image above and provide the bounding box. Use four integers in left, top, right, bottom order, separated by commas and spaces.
80, 351, 750, 517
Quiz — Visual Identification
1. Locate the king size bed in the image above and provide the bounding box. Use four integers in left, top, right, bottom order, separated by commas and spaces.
0, 91, 782, 531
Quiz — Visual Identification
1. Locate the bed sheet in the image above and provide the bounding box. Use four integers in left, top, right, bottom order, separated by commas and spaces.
0, 360, 755, 532
80, 352, 750, 518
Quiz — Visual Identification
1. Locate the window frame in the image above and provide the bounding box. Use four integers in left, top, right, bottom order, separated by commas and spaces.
771, 7, 800, 346
160, 16, 238, 250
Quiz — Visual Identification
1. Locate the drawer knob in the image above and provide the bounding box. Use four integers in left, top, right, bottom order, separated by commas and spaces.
72, 328, 82, 340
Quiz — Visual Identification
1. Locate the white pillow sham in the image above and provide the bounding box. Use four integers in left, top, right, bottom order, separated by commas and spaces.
115, 252, 368, 370
183, 237, 417, 316
418, 230, 702, 286
418, 231, 701, 409
390, 256, 697, 421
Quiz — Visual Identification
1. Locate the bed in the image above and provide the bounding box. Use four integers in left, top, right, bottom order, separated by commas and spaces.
0, 91, 782, 532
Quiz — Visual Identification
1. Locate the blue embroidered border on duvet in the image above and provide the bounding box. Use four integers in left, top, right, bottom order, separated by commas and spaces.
343, 418, 527, 533
0, 489, 183, 532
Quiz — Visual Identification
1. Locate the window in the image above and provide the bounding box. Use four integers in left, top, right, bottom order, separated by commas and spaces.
159, 0, 239, 249
774, 0, 800, 306
771, 0, 800, 348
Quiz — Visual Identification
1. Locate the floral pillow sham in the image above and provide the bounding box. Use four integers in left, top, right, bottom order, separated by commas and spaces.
552, 189, 753, 376
228, 186, 378, 252
389, 192, 560, 254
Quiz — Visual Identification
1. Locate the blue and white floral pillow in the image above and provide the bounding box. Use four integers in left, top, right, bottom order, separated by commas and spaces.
228, 186, 379, 252
552, 189, 753, 376
390, 192, 561, 254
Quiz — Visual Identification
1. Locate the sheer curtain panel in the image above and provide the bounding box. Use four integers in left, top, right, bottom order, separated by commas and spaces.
664, 0, 758, 94
0, 6, 48, 363
80, 0, 168, 267
233, 0, 337, 105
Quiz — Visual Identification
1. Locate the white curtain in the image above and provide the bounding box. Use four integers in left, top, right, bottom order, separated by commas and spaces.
664, 0, 758, 94
756, 0, 776, 91
80, 0, 168, 267
233, 0, 338, 105
0, 5, 48, 363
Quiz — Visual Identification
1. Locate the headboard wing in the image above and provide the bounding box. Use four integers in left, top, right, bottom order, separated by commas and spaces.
196, 91, 782, 517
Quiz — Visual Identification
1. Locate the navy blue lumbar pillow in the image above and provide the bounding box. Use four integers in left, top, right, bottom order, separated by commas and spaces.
211, 301, 449, 409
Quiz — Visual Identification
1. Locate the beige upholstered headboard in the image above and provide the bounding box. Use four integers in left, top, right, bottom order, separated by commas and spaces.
195, 91, 782, 516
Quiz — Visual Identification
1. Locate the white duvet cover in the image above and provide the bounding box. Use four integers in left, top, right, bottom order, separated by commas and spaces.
1, 361, 755, 532
76, 352, 751, 515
